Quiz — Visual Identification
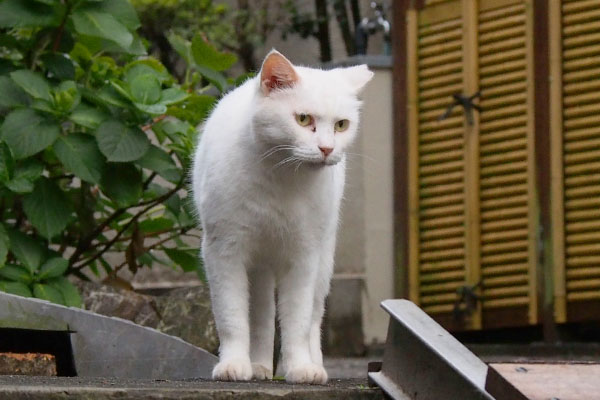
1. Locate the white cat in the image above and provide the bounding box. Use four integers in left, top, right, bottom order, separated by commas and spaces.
192, 50, 372, 384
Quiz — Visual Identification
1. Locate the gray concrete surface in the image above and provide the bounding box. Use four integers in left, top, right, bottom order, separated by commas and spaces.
0, 376, 382, 399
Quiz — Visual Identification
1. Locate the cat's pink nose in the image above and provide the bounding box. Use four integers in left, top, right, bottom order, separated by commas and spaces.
319, 146, 333, 157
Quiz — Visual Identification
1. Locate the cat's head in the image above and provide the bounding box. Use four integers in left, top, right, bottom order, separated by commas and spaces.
252, 50, 373, 166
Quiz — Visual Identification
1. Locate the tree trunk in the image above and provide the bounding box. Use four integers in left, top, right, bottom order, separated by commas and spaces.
314, 0, 332, 62
349, 0, 361, 28
332, 0, 356, 56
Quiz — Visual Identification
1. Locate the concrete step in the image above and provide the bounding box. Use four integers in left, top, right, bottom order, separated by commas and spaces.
0, 376, 382, 400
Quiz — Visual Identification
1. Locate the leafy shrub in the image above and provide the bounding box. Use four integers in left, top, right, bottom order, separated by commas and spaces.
0, 0, 238, 306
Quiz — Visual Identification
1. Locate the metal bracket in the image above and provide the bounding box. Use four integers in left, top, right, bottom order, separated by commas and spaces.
368, 299, 495, 400
439, 91, 482, 125
0, 291, 217, 379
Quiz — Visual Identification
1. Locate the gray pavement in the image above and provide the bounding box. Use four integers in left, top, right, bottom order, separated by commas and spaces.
0, 376, 382, 399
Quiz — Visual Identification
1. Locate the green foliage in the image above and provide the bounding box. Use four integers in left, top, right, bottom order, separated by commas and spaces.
0, 0, 233, 307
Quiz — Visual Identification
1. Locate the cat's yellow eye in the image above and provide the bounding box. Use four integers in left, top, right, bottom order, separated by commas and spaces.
334, 119, 350, 132
295, 113, 313, 127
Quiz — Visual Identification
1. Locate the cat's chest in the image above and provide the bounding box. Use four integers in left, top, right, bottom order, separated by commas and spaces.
248, 166, 342, 228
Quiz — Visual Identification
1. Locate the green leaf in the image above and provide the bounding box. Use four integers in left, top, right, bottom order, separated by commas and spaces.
33, 283, 64, 305
159, 88, 189, 106
0, 224, 8, 267
136, 145, 181, 183
10, 70, 52, 102
38, 257, 68, 280
0, 109, 60, 159
84, 0, 141, 31
41, 53, 75, 80
0, 142, 15, 183
191, 35, 237, 71
0, 281, 32, 298
167, 33, 193, 65
133, 102, 167, 115
164, 248, 200, 273
23, 177, 74, 240
195, 65, 228, 93
54, 134, 105, 184
6, 230, 45, 273
0, 0, 62, 28
71, 10, 133, 49
167, 94, 214, 126
0, 76, 30, 109
100, 163, 142, 207
0, 264, 32, 284
96, 120, 150, 162
52, 80, 81, 113
139, 217, 174, 234
47, 277, 82, 307
5, 159, 44, 194
130, 74, 161, 105
68, 103, 109, 129
83, 86, 130, 108
124, 62, 170, 85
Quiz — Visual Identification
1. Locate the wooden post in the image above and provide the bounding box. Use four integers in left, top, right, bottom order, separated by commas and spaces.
462, 0, 482, 330
524, 0, 539, 325
548, 0, 566, 323
406, 6, 420, 304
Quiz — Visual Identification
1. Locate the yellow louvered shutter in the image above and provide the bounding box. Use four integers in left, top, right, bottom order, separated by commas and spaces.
552, 0, 600, 320
408, 0, 467, 321
407, 0, 539, 330
478, 1, 538, 324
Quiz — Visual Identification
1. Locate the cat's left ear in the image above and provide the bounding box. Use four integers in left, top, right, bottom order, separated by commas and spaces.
339, 65, 374, 94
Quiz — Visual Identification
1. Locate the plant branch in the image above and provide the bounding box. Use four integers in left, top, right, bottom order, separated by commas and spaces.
70, 181, 183, 272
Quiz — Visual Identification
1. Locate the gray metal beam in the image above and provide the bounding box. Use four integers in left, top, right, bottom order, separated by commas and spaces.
368, 299, 495, 400
0, 291, 217, 379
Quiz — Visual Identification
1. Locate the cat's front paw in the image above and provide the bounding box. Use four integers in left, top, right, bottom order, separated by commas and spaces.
285, 363, 328, 384
252, 363, 273, 380
212, 358, 253, 381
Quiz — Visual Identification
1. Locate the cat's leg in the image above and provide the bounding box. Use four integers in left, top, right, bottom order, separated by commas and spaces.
204, 245, 253, 381
309, 237, 335, 367
249, 267, 275, 379
278, 253, 328, 384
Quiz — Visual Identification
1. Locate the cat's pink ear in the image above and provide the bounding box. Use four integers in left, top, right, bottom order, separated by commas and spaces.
260, 50, 299, 95
339, 65, 374, 93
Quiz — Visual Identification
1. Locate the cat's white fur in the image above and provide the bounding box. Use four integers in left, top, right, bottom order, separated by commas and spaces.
192, 50, 373, 384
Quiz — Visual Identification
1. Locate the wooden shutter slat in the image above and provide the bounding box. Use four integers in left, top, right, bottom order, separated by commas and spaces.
567, 291, 600, 301
481, 183, 527, 200
480, 68, 526, 88
562, 0, 598, 13
562, 6, 600, 25
483, 297, 529, 309
482, 240, 528, 255
422, 226, 464, 241
420, 127, 465, 143
420, 236, 464, 251
565, 197, 600, 210
421, 270, 465, 283
484, 275, 528, 287
482, 81, 527, 99
481, 149, 527, 166
482, 263, 528, 277
481, 205, 528, 222
421, 259, 464, 272
481, 194, 529, 210
419, 83, 464, 102
481, 217, 528, 232
566, 266, 600, 279
421, 280, 464, 295
419, 61, 463, 81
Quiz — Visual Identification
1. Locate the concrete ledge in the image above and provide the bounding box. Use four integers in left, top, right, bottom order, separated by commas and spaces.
0, 376, 382, 400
